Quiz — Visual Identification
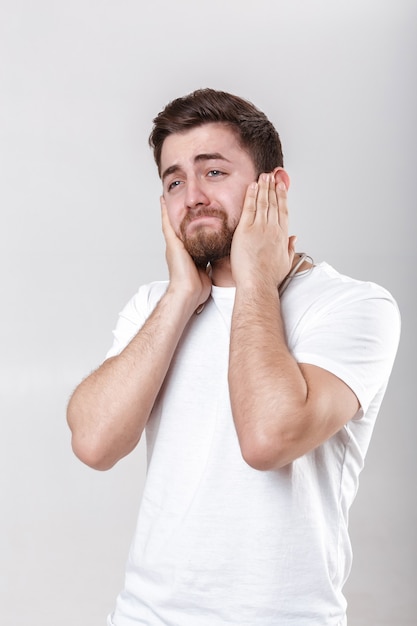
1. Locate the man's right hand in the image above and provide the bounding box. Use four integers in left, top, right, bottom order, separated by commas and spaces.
161, 197, 212, 314
67, 201, 212, 471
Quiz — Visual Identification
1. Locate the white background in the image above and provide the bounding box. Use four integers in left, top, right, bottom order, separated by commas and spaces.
1, 1, 415, 624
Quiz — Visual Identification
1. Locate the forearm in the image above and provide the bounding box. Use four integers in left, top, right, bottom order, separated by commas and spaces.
229, 283, 310, 470
67, 288, 196, 470
228, 174, 359, 470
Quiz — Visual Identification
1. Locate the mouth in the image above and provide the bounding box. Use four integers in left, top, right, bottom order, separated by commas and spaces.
189, 214, 221, 225
181, 208, 225, 234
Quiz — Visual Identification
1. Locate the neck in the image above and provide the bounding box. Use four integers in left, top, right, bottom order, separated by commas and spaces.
211, 257, 235, 287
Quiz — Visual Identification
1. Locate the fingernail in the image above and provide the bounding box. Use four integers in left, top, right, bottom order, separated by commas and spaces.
278, 181, 286, 191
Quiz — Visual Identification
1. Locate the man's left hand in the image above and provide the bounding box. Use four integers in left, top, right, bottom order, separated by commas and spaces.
230, 172, 296, 291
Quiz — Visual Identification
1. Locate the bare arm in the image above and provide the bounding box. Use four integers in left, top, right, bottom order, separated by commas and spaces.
67, 200, 211, 470
228, 173, 359, 470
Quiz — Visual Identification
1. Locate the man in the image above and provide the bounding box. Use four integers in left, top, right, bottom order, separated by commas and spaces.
67, 89, 400, 625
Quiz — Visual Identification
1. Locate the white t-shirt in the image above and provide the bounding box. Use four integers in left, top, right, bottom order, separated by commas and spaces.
106, 262, 400, 626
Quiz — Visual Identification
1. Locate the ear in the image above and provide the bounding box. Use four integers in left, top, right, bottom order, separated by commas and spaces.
272, 167, 291, 190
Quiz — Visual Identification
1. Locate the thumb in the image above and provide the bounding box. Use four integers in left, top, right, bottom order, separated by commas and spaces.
289, 235, 297, 258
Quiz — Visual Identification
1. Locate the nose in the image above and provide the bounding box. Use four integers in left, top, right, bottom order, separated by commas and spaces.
184, 177, 210, 209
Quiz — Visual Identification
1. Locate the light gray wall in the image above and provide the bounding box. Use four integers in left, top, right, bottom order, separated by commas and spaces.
1, 1, 415, 624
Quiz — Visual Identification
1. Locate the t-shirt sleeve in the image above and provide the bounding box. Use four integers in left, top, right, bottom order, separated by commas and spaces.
291, 287, 401, 415
105, 285, 152, 359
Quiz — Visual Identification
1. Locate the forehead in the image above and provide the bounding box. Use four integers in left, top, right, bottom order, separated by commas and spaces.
160, 122, 250, 170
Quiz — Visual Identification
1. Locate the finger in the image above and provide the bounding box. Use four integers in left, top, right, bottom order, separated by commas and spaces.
275, 180, 289, 232
268, 173, 279, 225
288, 235, 297, 264
239, 181, 258, 227
255, 173, 270, 223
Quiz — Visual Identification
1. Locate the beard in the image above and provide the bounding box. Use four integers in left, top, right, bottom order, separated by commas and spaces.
179, 208, 237, 269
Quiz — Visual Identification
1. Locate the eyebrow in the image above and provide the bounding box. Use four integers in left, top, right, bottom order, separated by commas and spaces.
161, 153, 231, 181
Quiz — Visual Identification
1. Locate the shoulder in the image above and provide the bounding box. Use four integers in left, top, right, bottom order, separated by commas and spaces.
285, 261, 400, 323
283, 261, 401, 353
104, 280, 169, 359
283, 263, 400, 413
122, 280, 170, 319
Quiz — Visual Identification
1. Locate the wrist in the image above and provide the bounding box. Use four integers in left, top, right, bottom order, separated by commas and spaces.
165, 283, 207, 318
234, 272, 280, 296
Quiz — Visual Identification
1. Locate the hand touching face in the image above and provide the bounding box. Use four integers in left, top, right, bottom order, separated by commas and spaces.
230, 171, 296, 291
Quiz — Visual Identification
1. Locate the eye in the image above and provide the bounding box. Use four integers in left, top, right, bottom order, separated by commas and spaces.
167, 180, 182, 191
207, 170, 225, 178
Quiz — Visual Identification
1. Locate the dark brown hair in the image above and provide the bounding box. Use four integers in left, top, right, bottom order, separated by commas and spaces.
149, 88, 284, 177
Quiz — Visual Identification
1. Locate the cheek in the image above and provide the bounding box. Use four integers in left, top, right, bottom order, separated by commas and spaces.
229, 190, 246, 222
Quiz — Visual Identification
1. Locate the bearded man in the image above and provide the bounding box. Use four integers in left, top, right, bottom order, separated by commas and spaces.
67, 88, 400, 626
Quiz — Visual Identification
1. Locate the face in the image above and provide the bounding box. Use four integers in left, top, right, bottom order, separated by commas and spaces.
160, 123, 257, 267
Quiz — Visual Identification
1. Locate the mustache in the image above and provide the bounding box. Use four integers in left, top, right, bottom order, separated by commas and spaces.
180, 207, 227, 230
